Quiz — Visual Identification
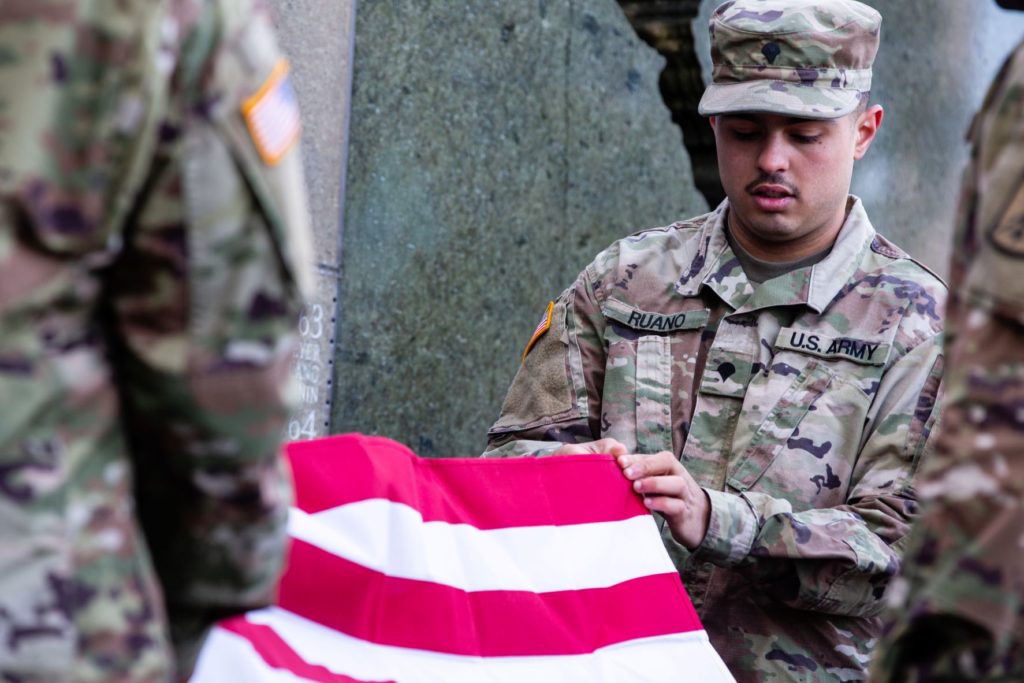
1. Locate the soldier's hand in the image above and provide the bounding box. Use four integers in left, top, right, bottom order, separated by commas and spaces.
617, 451, 711, 550
551, 438, 629, 457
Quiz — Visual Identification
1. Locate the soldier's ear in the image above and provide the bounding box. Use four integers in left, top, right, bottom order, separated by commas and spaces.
852, 105, 883, 160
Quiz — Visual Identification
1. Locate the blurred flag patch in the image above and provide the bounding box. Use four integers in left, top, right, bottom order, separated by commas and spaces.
243, 58, 301, 165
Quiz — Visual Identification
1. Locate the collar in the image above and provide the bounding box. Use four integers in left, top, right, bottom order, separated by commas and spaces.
674, 195, 876, 314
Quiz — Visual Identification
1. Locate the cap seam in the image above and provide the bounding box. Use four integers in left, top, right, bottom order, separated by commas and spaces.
714, 64, 871, 72
705, 80, 867, 92
698, 88, 861, 118
713, 18, 868, 39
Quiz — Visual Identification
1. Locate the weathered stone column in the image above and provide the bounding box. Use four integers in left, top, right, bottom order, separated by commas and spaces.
330, 0, 707, 455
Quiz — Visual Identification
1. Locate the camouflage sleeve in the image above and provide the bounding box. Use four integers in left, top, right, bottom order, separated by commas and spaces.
689, 334, 944, 618
869, 312, 1024, 680
871, 42, 1024, 681
483, 270, 607, 457
103, 0, 311, 672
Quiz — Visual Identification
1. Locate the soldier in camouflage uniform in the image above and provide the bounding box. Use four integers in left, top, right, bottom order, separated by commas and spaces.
486, 1, 946, 680
870, 1, 1024, 680
0, 0, 313, 680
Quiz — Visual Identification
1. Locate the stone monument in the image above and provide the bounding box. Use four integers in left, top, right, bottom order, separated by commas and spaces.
331, 0, 707, 455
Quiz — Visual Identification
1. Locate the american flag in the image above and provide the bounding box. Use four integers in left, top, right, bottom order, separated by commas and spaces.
190, 434, 735, 682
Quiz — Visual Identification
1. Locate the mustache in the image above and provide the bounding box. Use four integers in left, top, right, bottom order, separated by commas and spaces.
745, 173, 800, 198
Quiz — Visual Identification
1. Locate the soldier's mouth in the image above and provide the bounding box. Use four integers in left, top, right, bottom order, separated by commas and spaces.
749, 185, 797, 211
751, 184, 795, 198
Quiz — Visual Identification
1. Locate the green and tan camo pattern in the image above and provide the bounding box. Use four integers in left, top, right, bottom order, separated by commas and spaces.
699, 0, 881, 119
871, 39, 1024, 683
0, 0, 312, 680
486, 198, 946, 682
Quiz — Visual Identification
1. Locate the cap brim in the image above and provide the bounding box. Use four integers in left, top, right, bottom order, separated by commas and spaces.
698, 80, 862, 120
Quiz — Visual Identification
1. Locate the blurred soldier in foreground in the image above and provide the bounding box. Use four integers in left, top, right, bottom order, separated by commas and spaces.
0, 0, 313, 680
871, 0, 1024, 680
486, 0, 946, 680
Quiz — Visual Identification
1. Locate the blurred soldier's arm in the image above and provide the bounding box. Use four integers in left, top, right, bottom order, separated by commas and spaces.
102, 0, 313, 674
871, 39, 1024, 682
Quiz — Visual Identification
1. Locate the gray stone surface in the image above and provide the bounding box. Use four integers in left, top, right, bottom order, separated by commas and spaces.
331, 0, 707, 456
268, 0, 356, 439
694, 0, 1024, 276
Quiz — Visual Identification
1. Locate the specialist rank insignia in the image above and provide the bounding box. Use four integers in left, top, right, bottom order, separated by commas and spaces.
990, 182, 1024, 256
522, 301, 554, 362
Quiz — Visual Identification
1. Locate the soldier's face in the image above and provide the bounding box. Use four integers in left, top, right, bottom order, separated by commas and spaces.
710, 107, 882, 260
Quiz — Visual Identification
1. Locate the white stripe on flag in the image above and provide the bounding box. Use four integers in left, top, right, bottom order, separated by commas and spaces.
193, 628, 311, 683
288, 501, 675, 592
192, 607, 735, 683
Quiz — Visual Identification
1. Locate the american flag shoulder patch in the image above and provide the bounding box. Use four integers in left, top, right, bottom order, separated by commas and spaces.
522, 300, 555, 362
242, 58, 302, 166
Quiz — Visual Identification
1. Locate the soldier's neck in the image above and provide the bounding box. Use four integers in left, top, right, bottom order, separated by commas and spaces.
725, 202, 848, 264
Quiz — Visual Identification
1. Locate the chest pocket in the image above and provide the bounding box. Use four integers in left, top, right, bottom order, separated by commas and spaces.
726, 360, 835, 492
726, 327, 887, 506
600, 301, 709, 455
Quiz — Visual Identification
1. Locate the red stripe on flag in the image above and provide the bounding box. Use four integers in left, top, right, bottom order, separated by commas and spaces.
219, 617, 394, 683
278, 539, 702, 657
286, 434, 646, 528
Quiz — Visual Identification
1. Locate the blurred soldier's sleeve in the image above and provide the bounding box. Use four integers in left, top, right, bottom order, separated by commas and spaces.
871, 40, 1024, 682
102, 0, 313, 673
483, 270, 608, 457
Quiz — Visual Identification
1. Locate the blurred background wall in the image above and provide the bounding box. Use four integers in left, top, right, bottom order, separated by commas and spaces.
270, 0, 1024, 455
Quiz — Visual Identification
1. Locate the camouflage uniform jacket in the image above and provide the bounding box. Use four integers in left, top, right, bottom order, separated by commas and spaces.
486, 197, 946, 682
0, 0, 312, 680
871, 40, 1024, 682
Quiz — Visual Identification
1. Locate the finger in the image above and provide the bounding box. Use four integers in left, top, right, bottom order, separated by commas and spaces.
632, 474, 687, 498
642, 495, 686, 517
620, 451, 680, 479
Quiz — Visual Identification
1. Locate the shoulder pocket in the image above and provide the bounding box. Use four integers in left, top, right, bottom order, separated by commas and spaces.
489, 299, 581, 435
213, 79, 313, 301
969, 172, 1024, 308
196, 0, 313, 302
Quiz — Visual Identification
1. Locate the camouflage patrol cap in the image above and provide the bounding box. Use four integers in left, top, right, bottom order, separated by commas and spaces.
698, 0, 881, 120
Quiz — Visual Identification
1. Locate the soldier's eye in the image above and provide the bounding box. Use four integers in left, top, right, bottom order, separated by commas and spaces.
791, 133, 821, 144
